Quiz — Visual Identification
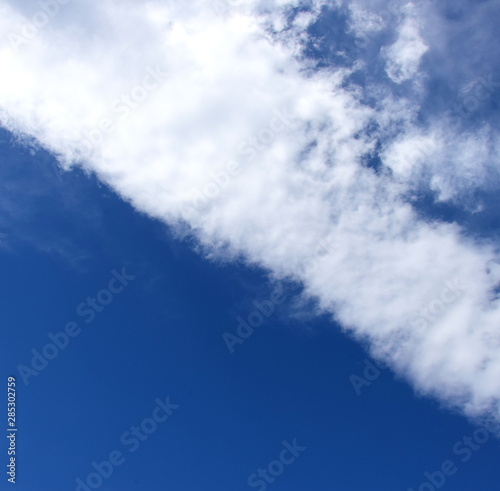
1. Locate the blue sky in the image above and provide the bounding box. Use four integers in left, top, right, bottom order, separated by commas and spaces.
1, 1, 500, 490
1, 130, 500, 490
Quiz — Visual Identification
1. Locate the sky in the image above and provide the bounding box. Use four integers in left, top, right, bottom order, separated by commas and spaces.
0, 0, 500, 490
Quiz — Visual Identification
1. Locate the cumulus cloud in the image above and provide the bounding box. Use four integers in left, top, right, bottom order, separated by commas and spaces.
0, 0, 499, 428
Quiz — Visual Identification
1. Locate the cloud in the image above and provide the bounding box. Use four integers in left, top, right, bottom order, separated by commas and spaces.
382, 3, 428, 84
0, 0, 499, 428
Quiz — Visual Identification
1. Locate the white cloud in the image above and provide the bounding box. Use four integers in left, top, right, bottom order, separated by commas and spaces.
381, 125, 500, 205
0, 0, 499, 429
383, 3, 428, 83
